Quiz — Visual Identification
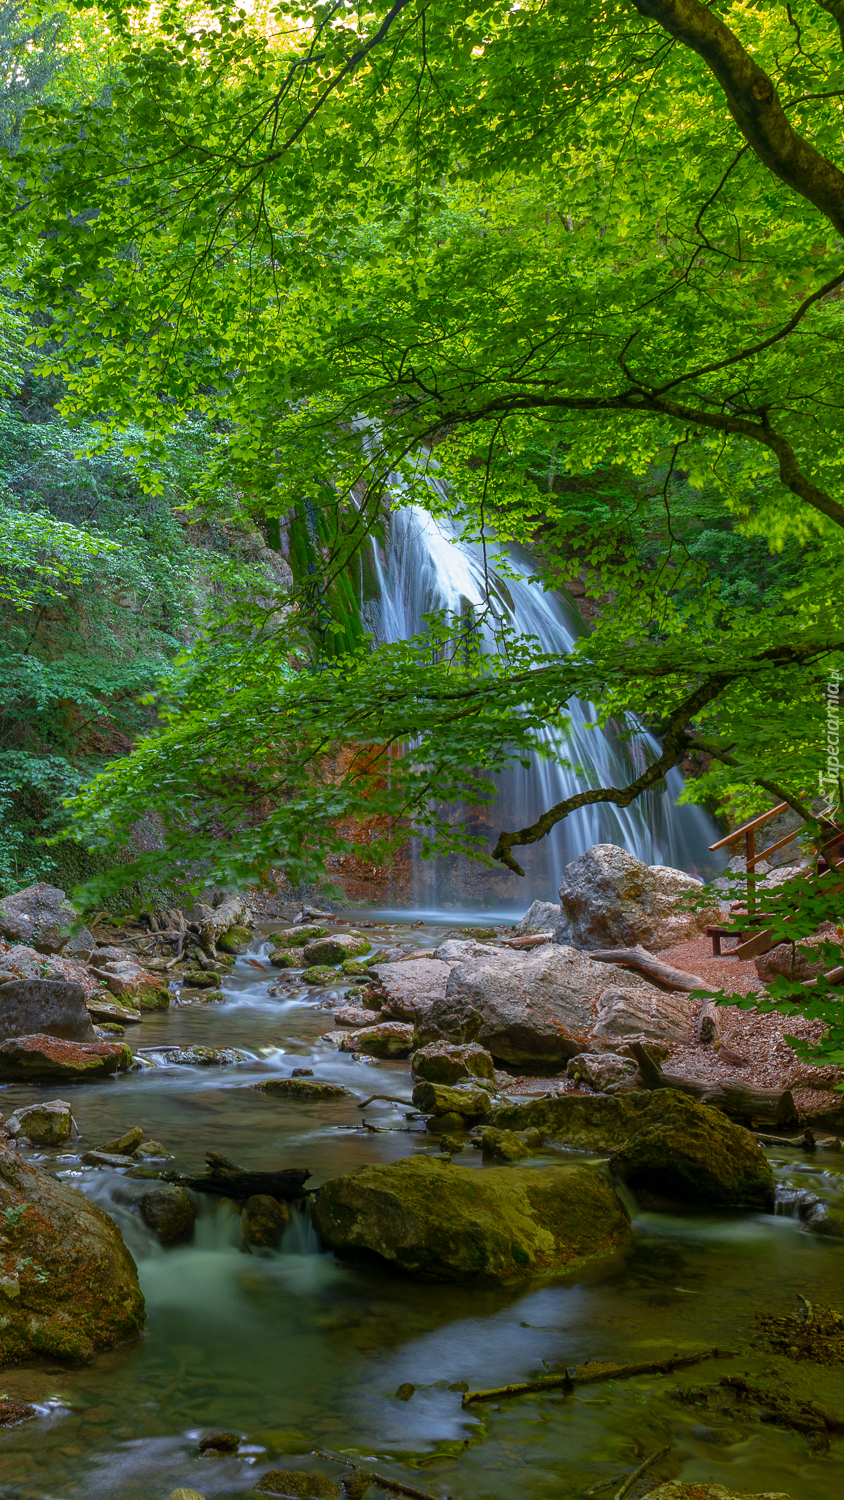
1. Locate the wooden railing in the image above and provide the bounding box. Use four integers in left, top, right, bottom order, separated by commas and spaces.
708, 801, 798, 918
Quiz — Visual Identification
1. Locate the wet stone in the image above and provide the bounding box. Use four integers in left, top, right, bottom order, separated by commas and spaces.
395, 1382, 415, 1400
302, 965, 342, 985
242, 1194, 290, 1246
6, 1098, 73, 1145
138, 1185, 196, 1245
99, 1125, 144, 1154
155, 1046, 250, 1066
255, 1078, 352, 1100
253, 1471, 341, 1499
182, 970, 222, 989
199, 1430, 240, 1453
0, 1399, 36, 1425
272, 925, 328, 948
269, 950, 302, 968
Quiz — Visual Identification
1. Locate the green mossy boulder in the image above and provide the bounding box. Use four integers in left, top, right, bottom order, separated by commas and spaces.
313, 1155, 631, 1283
242, 1194, 290, 1246
411, 1081, 490, 1119
253, 1472, 340, 1499
269, 950, 302, 969
302, 965, 342, 985
341, 959, 371, 976
182, 970, 222, 989
272, 925, 328, 948
216, 925, 252, 954
493, 1090, 774, 1209
303, 933, 371, 966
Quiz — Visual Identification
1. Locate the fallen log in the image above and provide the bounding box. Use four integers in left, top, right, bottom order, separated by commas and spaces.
169, 1150, 310, 1200
462, 1347, 726, 1405
629, 1042, 797, 1125
197, 895, 253, 955
589, 945, 707, 991
614, 1448, 670, 1500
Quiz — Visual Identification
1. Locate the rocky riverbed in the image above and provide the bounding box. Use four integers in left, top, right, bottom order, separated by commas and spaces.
0, 870, 841, 1499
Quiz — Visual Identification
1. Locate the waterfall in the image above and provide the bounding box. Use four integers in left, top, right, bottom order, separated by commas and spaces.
362, 503, 719, 909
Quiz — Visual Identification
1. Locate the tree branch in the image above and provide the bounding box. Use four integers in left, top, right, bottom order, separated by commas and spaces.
630, 0, 844, 236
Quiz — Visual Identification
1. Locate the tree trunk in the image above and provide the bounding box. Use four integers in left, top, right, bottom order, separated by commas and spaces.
629, 1042, 797, 1125
589, 944, 707, 991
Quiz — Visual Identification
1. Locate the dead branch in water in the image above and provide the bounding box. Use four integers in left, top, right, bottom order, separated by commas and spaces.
462, 1347, 726, 1405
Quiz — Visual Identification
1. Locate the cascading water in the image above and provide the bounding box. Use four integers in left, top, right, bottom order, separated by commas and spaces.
363, 503, 720, 908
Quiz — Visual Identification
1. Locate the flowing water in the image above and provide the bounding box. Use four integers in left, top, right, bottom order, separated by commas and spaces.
362, 506, 719, 907
1, 921, 843, 1500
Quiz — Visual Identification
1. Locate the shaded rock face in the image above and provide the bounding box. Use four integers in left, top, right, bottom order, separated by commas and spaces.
0, 1034, 132, 1081
590, 987, 695, 1045
0, 883, 81, 955
312, 1155, 631, 1283
367, 958, 451, 1021
513, 900, 561, 936
6, 1099, 74, 1145
139, 1186, 196, 1246
433, 939, 497, 965
493, 1090, 774, 1208
553, 844, 716, 952
0, 978, 95, 1043
416, 945, 652, 1069
0, 1146, 144, 1365
410, 1040, 495, 1085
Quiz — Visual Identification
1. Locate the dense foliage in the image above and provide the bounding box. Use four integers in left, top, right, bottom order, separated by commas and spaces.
1, 0, 843, 912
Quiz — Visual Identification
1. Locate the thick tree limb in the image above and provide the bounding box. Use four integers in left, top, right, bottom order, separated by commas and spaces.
630, 0, 844, 236
492, 675, 728, 874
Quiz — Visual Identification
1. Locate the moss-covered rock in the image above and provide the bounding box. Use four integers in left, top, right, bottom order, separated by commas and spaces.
254, 1078, 352, 1100
0, 1034, 132, 1081
341, 959, 371, 976
411, 1081, 490, 1119
337, 1022, 415, 1057
138, 1186, 196, 1246
269, 950, 303, 969
253, 1471, 340, 1499
410, 1041, 495, 1085
182, 970, 222, 989
493, 1090, 774, 1208
272, 925, 328, 948
303, 933, 371, 965
0, 1146, 144, 1365
242, 1194, 290, 1246
216, 925, 252, 954
312, 1154, 631, 1282
302, 965, 342, 985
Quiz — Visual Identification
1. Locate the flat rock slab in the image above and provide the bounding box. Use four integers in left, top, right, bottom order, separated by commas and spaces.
313, 1154, 631, 1283
86, 995, 142, 1025
367, 958, 450, 1020
0, 1144, 144, 1364
417, 945, 653, 1068
0, 1034, 132, 1081
7, 1099, 74, 1145
0, 978, 95, 1042
591, 986, 696, 1045
493, 1090, 774, 1208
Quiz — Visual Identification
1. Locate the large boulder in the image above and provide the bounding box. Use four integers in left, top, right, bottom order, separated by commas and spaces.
553, 844, 717, 952
411, 1081, 491, 1119
366, 958, 450, 1020
0, 1146, 144, 1364
312, 1155, 631, 1283
0, 883, 84, 955
0, 1034, 132, 1081
6, 1099, 74, 1145
91, 960, 170, 1012
755, 937, 827, 986
415, 945, 652, 1069
303, 933, 371, 966
410, 1040, 495, 1084
492, 1090, 774, 1208
590, 986, 696, 1045
0, 978, 95, 1043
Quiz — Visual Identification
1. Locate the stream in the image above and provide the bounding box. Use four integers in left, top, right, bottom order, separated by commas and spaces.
1, 913, 843, 1500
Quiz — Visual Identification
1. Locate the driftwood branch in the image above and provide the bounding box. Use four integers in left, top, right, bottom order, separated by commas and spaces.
629, 1042, 796, 1124
169, 1152, 310, 1200
614, 1448, 670, 1500
462, 1347, 725, 1405
589, 944, 706, 991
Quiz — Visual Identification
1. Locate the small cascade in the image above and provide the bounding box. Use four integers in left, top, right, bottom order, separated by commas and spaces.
363, 504, 719, 907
